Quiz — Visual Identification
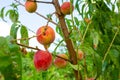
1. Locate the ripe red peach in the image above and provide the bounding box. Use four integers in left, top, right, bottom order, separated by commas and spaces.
54, 54, 68, 68
36, 26, 55, 49
25, 0, 37, 13
60, 2, 74, 15
33, 50, 52, 71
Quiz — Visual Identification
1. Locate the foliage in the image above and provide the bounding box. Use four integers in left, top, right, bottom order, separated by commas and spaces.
0, 0, 120, 80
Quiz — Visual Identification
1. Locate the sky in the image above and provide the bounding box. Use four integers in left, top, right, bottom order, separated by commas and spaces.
0, 0, 62, 52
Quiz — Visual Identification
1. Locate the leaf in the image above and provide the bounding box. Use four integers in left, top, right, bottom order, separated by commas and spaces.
20, 25, 29, 46
93, 53, 102, 78
81, 3, 86, 17
9, 10, 19, 22
0, 7, 6, 22
6, 9, 19, 22
10, 23, 20, 39
102, 60, 108, 72
0, 55, 11, 69
91, 30, 99, 49
109, 49, 120, 68
5, 9, 12, 16
74, 17, 79, 26
0, 36, 22, 80
56, 25, 63, 38
69, 63, 82, 71
75, 0, 81, 15
47, 14, 52, 20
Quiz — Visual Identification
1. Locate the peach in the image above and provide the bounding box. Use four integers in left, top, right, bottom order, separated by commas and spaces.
25, 0, 37, 13
36, 26, 55, 49
77, 50, 84, 60
87, 78, 94, 80
84, 18, 91, 23
60, 2, 74, 15
33, 50, 52, 71
54, 54, 68, 68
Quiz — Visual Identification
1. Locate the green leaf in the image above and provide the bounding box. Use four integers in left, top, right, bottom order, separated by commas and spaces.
47, 14, 52, 20
10, 23, 20, 39
56, 25, 63, 38
81, 3, 86, 17
9, 10, 19, 22
93, 53, 102, 78
0, 55, 11, 69
109, 49, 120, 68
0, 7, 6, 22
69, 63, 82, 71
91, 30, 99, 49
75, 0, 81, 15
74, 17, 79, 26
20, 25, 29, 46
6, 9, 19, 22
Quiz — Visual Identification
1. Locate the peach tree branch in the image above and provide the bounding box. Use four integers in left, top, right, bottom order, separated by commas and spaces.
15, 42, 71, 62
52, 0, 82, 80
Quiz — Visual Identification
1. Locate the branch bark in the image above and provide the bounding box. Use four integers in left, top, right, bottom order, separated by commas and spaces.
52, 0, 82, 80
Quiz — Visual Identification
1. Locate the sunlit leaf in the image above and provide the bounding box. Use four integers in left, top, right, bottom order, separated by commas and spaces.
10, 23, 20, 39
6, 9, 19, 22
20, 25, 29, 46
0, 7, 6, 22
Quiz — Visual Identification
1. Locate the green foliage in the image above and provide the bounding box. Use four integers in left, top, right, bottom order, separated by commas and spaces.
0, 36, 22, 80
6, 9, 19, 22
20, 25, 29, 46
0, 7, 6, 22
0, 0, 120, 80
10, 23, 20, 39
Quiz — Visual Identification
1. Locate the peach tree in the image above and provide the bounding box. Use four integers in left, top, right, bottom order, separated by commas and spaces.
0, 0, 120, 80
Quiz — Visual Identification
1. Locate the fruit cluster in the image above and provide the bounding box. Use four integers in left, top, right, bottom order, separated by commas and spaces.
34, 25, 55, 71
24, 1, 84, 71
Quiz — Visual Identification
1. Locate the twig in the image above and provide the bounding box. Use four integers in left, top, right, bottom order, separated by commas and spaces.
46, 12, 56, 26
81, 22, 91, 44
12, 35, 36, 41
16, 42, 71, 62
28, 0, 53, 4
55, 54, 71, 62
35, 12, 58, 26
16, 42, 40, 50
102, 28, 119, 63
53, 39, 64, 54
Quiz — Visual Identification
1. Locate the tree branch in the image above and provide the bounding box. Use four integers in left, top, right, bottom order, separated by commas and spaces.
16, 42, 40, 50
15, 42, 71, 62
52, 0, 82, 80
